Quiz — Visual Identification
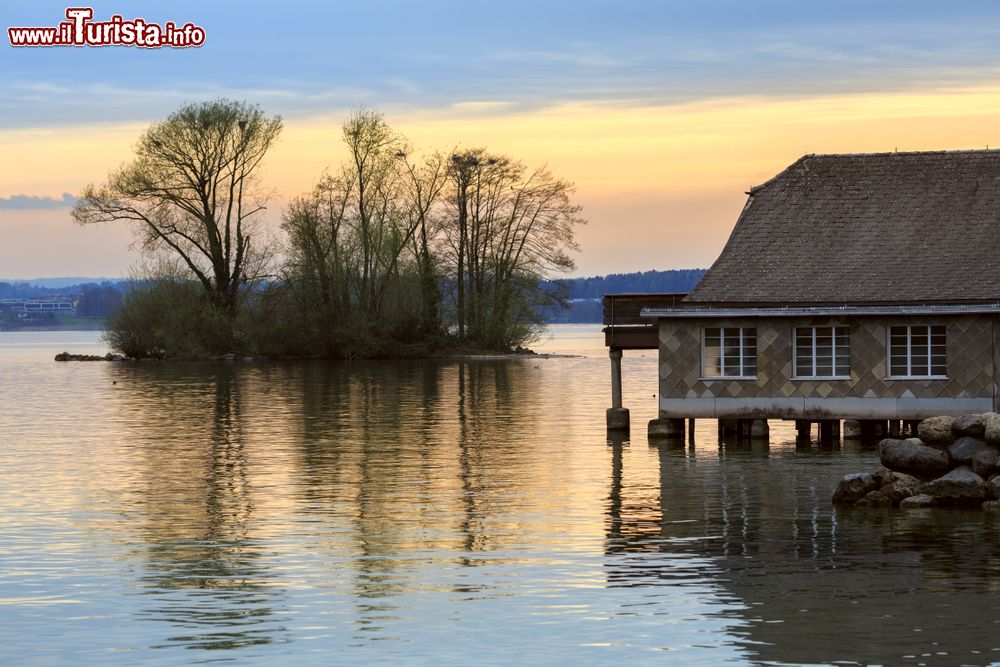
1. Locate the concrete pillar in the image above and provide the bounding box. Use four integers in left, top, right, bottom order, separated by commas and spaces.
610, 348, 623, 409
888, 420, 901, 437
718, 419, 742, 439
859, 420, 887, 440
649, 417, 685, 439
687, 418, 696, 445
819, 420, 840, 444
795, 420, 812, 441
607, 407, 630, 431
606, 348, 629, 431
843, 419, 862, 438
750, 418, 769, 439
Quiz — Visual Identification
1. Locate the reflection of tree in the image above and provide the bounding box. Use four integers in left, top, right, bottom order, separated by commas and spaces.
283, 358, 543, 635
110, 363, 288, 651
603, 435, 1000, 664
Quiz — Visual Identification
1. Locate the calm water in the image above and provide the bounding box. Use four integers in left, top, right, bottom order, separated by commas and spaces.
3, 327, 1000, 665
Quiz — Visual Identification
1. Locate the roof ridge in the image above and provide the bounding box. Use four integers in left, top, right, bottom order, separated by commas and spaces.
808, 148, 1000, 158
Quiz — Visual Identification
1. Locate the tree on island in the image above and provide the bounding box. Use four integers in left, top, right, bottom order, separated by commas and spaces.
72, 99, 283, 313
74, 100, 583, 358
283, 110, 583, 355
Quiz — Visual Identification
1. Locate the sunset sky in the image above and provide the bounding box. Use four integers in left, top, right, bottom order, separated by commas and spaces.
3, 1, 1000, 279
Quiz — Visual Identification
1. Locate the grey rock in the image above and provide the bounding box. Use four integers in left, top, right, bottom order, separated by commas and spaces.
953, 413, 987, 437
879, 438, 952, 478
972, 449, 999, 479
855, 490, 894, 507
988, 475, 1000, 499
985, 414, 1000, 447
918, 416, 957, 447
832, 471, 883, 504
879, 472, 924, 504
899, 494, 937, 509
948, 436, 997, 466
921, 466, 988, 506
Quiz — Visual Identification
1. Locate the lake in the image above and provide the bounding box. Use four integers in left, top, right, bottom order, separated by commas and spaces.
3, 326, 1000, 665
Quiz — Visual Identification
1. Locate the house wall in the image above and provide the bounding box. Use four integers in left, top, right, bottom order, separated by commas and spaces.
658, 314, 999, 419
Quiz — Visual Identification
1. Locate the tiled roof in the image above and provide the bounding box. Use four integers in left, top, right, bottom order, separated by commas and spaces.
686, 150, 1000, 304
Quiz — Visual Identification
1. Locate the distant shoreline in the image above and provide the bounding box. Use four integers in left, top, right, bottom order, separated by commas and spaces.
0, 324, 105, 332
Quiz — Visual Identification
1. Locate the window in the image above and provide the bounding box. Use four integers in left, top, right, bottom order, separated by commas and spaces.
794, 326, 850, 379
887, 325, 947, 378
702, 327, 757, 378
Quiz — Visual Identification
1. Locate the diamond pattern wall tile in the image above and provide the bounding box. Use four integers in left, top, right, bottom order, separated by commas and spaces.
658, 315, 996, 410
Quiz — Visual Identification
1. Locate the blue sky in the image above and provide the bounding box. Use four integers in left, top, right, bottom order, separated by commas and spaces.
4, 1, 1000, 128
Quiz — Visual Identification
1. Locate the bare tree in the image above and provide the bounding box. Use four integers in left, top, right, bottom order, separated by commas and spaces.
72, 99, 282, 312
443, 149, 583, 348
399, 149, 448, 333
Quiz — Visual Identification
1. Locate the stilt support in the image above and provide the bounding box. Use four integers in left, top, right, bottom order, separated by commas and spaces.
649, 417, 685, 440
607, 348, 629, 431
819, 419, 840, 444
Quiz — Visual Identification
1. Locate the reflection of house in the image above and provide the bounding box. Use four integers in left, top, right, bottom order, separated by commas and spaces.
606, 151, 1000, 433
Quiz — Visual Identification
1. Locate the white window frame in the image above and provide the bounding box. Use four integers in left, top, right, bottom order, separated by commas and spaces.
885, 324, 947, 380
701, 326, 757, 380
792, 325, 851, 380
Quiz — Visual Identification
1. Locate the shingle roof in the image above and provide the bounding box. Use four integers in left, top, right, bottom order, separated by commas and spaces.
686, 150, 1000, 305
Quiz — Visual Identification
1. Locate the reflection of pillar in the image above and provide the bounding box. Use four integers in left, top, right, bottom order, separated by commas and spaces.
606, 348, 630, 431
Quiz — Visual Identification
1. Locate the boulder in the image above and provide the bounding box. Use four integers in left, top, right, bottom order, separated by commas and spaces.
988, 475, 1000, 499
953, 413, 987, 437
948, 436, 997, 466
855, 490, 894, 507
921, 466, 988, 506
985, 414, 1000, 447
832, 471, 883, 504
918, 416, 957, 447
972, 449, 999, 479
879, 438, 952, 478
899, 494, 937, 509
879, 472, 924, 504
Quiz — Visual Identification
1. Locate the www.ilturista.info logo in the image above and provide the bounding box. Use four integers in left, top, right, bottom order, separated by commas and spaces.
8, 7, 205, 48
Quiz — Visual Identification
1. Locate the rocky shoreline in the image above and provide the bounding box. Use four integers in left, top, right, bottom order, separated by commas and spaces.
834, 413, 1000, 509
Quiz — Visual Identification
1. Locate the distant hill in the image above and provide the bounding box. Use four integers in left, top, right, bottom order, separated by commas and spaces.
0, 278, 126, 299
0, 271, 706, 326
540, 269, 706, 323
0, 277, 122, 289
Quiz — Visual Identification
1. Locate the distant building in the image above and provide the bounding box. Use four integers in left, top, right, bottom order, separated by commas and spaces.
0, 296, 77, 317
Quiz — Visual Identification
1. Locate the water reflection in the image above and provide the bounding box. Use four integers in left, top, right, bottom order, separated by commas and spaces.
7, 329, 1000, 665
114, 365, 289, 651
604, 430, 1000, 665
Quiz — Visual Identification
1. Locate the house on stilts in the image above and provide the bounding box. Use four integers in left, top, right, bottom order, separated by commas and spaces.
605, 150, 1000, 440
